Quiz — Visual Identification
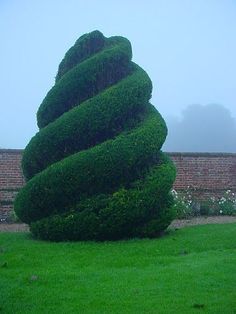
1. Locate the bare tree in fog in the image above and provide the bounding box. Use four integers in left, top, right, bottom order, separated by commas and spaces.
164, 104, 236, 152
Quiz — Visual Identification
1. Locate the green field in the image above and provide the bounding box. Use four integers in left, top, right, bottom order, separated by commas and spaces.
0, 224, 236, 313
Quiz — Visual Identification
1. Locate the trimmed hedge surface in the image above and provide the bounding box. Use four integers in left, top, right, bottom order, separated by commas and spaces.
56, 30, 106, 81
37, 35, 132, 128
15, 30, 176, 241
22, 65, 152, 179
30, 154, 176, 241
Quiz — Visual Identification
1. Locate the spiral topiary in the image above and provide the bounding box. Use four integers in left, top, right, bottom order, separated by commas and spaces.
14, 30, 176, 241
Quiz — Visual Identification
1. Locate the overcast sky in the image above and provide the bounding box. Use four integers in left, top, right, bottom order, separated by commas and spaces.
1, 0, 236, 150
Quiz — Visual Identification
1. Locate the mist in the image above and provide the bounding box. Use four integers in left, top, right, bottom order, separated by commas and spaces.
163, 104, 236, 152
0, 1, 236, 149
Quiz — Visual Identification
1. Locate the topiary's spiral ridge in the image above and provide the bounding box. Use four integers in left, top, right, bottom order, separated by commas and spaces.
15, 30, 176, 241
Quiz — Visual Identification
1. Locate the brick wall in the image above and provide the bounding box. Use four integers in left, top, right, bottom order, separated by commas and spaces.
0, 149, 25, 221
0, 149, 236, 220
170, 152, 236, 200
171, 152, 236, 191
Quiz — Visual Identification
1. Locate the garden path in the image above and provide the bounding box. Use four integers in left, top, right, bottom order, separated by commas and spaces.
0, 216, 236, 232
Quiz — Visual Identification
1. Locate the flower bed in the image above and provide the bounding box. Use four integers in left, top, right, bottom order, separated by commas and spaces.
172, 187, 236, 218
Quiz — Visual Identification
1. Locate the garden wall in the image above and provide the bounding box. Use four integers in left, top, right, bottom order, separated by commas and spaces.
0, 149, 25, 221
0, 149, 236, 221
170, 152, 236, 201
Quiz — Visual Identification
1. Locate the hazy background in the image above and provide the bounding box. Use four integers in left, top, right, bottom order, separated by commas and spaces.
1, 0, 236, 152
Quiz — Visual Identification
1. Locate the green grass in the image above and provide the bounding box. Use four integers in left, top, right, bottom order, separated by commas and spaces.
0, 224, 236, 314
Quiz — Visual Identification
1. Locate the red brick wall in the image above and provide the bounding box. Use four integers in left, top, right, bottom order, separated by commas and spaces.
171, 152, 236, 192
0, 149, 25, 220
0, 149, 236, 220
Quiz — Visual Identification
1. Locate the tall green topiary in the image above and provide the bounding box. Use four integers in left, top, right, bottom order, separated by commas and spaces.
14, 30, 176, 241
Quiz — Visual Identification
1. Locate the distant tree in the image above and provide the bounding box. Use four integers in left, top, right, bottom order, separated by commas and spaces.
164, 104, 236, 152
15, 30, 176, 241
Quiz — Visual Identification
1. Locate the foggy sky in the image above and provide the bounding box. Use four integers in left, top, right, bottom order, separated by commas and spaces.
163, 104, 236, 152
1, 0, 236, 151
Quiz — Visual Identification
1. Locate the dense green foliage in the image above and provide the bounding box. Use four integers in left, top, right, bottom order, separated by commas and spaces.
30, 156, 175, 241
22, 66, 152, 179
1, 224, 236, 313
15, 30, 176, 240
37, 35, 132, 128
56, 30, 106, 81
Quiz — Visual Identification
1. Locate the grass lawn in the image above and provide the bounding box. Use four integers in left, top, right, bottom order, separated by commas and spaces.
0, 223, 236, 314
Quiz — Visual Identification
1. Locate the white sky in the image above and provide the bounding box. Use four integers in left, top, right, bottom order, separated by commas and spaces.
1, 0, 236, 148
